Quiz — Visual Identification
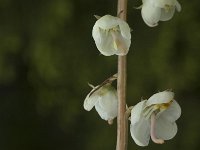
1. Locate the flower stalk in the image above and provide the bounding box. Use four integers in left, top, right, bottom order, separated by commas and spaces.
116, 0, 128, 150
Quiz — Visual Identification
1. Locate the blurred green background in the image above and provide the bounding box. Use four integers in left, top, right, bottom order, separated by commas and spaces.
0, 0, 199, 150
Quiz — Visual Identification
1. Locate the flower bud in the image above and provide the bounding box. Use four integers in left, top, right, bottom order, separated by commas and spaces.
84, 84, 118, 121
140, 0, 181, 27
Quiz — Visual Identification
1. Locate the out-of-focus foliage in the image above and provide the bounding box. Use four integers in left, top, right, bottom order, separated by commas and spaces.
0, 0, 199, 150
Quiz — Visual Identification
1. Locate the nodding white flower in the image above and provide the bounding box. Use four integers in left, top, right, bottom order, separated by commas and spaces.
92, 15, 131, 56
84, 84, 118, 124
141, 0, 181, 27
130, 91, 181, 146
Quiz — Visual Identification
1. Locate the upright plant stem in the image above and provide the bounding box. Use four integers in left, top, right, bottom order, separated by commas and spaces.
116, 0, 128, 150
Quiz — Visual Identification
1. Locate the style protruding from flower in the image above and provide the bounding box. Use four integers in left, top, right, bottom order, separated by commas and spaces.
140, 0, 181, 27
130, 90, 181, 146
83, 74, 118, 124
92, 15, 131, 56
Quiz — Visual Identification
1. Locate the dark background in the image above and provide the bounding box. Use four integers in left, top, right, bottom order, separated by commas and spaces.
0, 0, 199, 150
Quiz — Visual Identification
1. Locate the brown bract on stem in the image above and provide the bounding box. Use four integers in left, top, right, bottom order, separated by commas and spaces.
116, 0, 128, 150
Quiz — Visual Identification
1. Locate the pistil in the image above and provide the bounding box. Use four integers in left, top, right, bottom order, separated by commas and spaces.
150, 113, 164, 144
110, 30, 127, 52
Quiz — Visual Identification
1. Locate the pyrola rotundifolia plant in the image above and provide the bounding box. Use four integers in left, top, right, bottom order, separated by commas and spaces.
83, 0, 182, 150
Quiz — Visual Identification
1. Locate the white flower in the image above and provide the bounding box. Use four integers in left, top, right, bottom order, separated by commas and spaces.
92, 15, 131, 56
130, 91, 181, 146
141, 0, 181, 27
84, 84, 118, 123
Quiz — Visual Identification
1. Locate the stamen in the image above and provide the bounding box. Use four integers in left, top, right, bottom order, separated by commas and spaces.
150, 113, 164, 144
143, 106, 157, 119
158, 100, 173, 111
110, 30, 127, 52
164, 4, 172, 12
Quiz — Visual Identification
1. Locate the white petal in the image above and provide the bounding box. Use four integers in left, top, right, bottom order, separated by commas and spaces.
146, 91, 174, 106
92, 26, 117, 56
141, 2, 161, 27
84, 85, 109, 111
92, 24, 101, 45
95, 15, 119, 30
118, 38, 131, 55
130, 100, 150, 146
118, 19, 131, 40
142, 0, 148, 3
95, 88, 118, 120
83, 93, 100, 111
130, 100, 147, 124
149, 0, 176, 8
116, 20, 131, 55
160, 7, 175, 21
130, 118, 151, 146
155, 116, 178, 140
175, 1, 181, 12
157, 100, 181, 122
